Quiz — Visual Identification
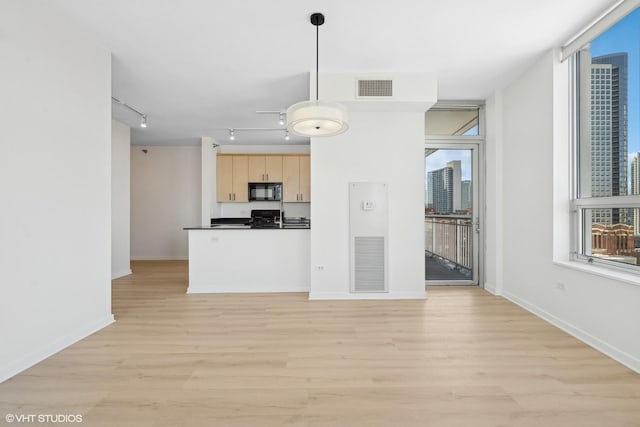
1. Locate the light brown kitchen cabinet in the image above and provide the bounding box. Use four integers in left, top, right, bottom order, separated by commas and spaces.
248, 156, 282, 182
299, 156, 310, 201
283, 155, 311, 202
216, 155, 248, 202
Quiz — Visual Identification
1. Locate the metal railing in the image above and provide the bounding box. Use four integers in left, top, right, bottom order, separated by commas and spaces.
424, 215, 473, 270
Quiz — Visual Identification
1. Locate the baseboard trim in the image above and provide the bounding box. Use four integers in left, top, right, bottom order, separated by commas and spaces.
309, 291, 427, 300
483, 282, 500, 295
0, 314, 115, 383
130, 256, 188, 261
111, 269, 132, 280
502, 290, 640, 374
187, 284, 310, 294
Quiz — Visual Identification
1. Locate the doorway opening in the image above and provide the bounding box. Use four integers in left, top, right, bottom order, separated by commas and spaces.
425, 104, 484, 286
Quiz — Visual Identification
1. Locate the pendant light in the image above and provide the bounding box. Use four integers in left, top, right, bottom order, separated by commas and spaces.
286, 13, 349, 137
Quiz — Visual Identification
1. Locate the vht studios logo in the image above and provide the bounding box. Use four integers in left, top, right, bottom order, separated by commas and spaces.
5, 414, 83, 423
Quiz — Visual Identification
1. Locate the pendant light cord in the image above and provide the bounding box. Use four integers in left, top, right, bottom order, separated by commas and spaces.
316, 22, 319, 101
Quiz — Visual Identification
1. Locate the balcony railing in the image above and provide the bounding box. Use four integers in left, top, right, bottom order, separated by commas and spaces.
424, 215, 473, 270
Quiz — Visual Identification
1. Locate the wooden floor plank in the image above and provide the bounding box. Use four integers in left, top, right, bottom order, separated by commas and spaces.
1, 260, 639, 427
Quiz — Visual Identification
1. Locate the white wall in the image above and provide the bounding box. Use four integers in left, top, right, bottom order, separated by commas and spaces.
483, 92, 504, 294
201, 137, 216, 226
310, 112, 427, 299
0, 1, 113, 382
131, 146, 201, 259
112, 120, 131, 278
486, 49, 640, 372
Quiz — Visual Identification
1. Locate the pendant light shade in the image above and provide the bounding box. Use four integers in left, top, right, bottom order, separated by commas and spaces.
286, 13, 348, 138
287, 100, 348, 137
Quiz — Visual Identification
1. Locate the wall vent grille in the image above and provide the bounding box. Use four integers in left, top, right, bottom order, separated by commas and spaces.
358, 80, 393, 97
353, 236, 386, 292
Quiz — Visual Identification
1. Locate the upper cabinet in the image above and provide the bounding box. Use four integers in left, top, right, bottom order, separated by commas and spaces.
283, 155, 311, 202
216, 155, 248, 202
299, 156, 310, 202
218, 154, 309, 203
248, 156, 283, 182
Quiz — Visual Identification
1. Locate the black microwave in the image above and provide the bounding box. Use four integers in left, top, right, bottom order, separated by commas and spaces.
248, 182, 282, 201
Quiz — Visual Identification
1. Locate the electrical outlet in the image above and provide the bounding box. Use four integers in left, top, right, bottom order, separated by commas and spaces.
315, 265, 326, 271
555, 282, 566, 291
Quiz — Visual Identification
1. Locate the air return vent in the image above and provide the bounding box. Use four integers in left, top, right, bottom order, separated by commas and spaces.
353, 237, 386, 292
357, 80, 393, 97
349, 182, 388, 293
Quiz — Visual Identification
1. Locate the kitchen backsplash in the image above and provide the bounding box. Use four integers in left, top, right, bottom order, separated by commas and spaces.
219, 201, 310, 219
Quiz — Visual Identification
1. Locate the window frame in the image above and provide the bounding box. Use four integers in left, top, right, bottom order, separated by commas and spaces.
570, 40, 640, 273
424, 101, 485, 141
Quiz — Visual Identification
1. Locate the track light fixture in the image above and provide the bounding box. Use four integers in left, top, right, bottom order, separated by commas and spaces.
226, 128, 293, 142
256, 110, 287, 126
111, 96, 148, 129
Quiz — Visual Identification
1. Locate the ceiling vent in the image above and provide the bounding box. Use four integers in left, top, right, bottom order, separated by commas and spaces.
317, 73, 436, 111
357, 79, 393, 97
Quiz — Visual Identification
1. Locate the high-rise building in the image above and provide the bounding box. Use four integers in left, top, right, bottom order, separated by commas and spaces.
426, 172, 433, 209
461, 180, 472, 211
427, 160, 462, 214
632, 153, 640, 234
428, 167, 452, 213
447, 161, 462, 212
590, 53, 628, 225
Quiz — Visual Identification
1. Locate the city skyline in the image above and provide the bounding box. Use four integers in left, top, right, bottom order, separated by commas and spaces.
588, 51, 628, 225
425, 160, 471, 214
591, 8, 640, 193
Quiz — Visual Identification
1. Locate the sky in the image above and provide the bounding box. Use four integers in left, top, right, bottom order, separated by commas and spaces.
590, 7, 640, 188
425, 149, 472, 181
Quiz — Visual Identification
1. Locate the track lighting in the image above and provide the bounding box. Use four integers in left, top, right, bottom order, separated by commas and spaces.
111, 96, 148, 129
224, 128, 293, 142
256, 110, 287, 126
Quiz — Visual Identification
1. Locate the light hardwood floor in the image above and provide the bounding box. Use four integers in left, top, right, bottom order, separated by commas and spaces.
1, 260, 639, 427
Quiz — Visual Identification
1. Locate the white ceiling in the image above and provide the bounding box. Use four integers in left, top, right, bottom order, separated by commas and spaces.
49, 0, 618, 146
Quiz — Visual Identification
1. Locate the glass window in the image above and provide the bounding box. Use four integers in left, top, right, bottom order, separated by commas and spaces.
425, 108, 479, 136
573, 7, 640, 270
581, 208, 640, 267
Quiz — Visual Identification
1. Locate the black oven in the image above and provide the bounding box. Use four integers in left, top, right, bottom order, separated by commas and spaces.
248, 182, 282, 201
249, 209, 281, 228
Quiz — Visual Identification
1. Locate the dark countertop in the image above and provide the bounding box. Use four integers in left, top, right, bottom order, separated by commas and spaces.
210, 217, 250, 225
184, 224, 310, 230
185, 216, 310, 230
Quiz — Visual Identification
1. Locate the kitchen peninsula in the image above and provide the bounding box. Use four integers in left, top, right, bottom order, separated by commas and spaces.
185, 224, 310, 293
187, 150, 312, 293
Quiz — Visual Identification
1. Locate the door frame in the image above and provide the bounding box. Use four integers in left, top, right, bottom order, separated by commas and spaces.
424, 141, 484, 287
